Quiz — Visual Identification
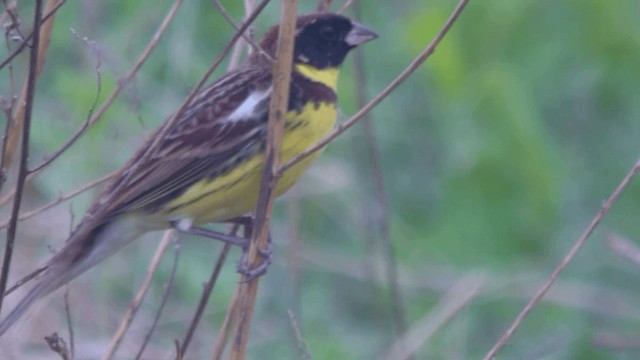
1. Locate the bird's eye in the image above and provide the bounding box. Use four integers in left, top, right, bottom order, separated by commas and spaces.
319, 26, 337, 41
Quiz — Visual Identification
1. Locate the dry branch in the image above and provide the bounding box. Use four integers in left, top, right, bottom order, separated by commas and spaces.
228, 1, 297, 359
483, 158, 640, 359
0, 0, 184, 209
2, 0, 63, 172
0, 0, 44, 316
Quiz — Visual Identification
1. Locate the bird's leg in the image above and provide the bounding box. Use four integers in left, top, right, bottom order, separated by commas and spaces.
171, 219, 249, 248
226, 216, 273, 280
172, 217, 272, 280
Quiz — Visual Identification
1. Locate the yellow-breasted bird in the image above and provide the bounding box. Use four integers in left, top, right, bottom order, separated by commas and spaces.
0, 13, 376, 334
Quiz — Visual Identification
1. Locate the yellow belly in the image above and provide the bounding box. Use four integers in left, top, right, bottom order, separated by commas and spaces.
161, 102, 337, 224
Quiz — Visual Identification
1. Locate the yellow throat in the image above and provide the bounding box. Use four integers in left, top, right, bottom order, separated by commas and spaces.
295, 64, 339, 90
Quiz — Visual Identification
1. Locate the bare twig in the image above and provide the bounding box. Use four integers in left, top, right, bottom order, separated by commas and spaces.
102, 230, 175, 360
0, 0, 66, 72
0, 171, 115, 231
178, 227, 237, 358
0, 0, 184, 208
4, 265, 45, 295
28, 27, 103, 174
386, 274, 483, 360
279, 0, 471, 175
483, 158, 640, 360
135, 239, 181, 360
212, 0, 272, 66
63, 289, 75, 359
605, 232, 640, 266
287, 309, 313, 360
228, 2, 297, 358
0, 0, 43, 316
1, 0, 63, 173
30, 0, 183, 179
350, 0, 407, 340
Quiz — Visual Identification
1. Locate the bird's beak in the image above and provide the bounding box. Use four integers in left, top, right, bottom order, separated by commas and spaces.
345, 21, 378, 47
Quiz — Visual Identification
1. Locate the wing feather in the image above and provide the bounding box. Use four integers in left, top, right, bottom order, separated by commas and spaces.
96, 67, 272, 218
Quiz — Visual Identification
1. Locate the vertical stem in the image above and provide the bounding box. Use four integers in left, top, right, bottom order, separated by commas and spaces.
229, 1, 297, 358
0, 0, 43, 316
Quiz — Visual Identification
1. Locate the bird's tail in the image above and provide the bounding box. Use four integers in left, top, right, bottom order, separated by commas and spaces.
0, 216, 144, 335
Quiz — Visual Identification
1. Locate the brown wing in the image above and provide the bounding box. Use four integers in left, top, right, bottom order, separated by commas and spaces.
93, 67, 273, 219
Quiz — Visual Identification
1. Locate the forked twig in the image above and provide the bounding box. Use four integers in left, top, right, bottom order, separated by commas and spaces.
0, 171, 115, 231
483, 158, 640, 359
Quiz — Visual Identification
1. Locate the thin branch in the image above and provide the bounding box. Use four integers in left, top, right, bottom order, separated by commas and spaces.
178, 227, 237, 358
0, 0, 66, 72
229, 2, 297, 358
0, 0, 184, 208
0, 171, 115, 231
483, 158, 640, 360
1, 0, 63, 172
28, 27, 103, 174
29, 0, 183, 178
279, 0, 471, 175
212, 0, 273, 65
287, 309, 313, 360
63, 289, 75, 360
135, 239, 181, 360
101, 230, 175, 360
350, 0, 407, 340
4, 265, 45, 295
0, 0, 43, 316
386, 274, 483, 360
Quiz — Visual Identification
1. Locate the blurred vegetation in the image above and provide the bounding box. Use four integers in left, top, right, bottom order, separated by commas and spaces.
2, 0, 640, 359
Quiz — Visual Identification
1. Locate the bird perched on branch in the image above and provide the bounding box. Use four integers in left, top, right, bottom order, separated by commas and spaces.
0, 13, 377, 334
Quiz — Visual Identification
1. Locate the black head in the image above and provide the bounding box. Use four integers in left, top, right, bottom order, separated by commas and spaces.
256, 13, 377, 69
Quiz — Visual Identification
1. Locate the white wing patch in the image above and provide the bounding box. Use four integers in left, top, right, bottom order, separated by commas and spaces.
226, 86, 272, 122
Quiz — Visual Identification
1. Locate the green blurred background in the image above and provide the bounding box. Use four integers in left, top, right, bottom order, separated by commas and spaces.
2, 0, 640, 359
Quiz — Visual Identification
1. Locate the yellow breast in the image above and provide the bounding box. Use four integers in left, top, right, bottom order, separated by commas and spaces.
161, 101, 337, 224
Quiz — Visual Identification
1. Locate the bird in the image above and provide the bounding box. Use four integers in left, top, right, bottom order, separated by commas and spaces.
0, 12, 377, 335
